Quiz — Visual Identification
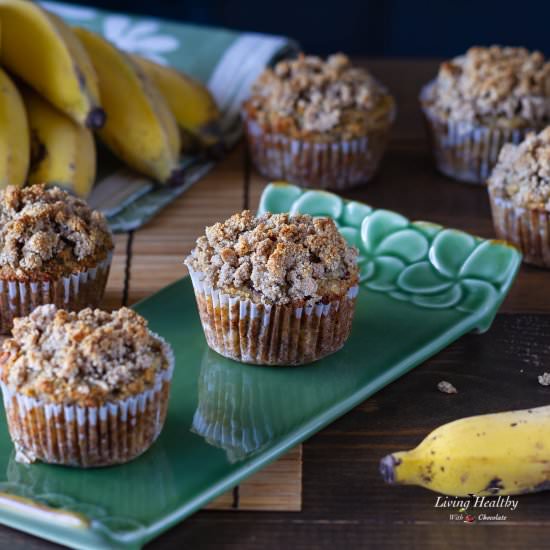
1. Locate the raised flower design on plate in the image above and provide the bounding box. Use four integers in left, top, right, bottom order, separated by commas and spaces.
258, 183, 521, 314
103, 16, 179, 65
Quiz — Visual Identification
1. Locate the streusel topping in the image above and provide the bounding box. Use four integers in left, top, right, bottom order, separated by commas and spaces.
424, 46, 550, 127
0, 185, 113, 280
488, 127, 550, 210
1, 305, 171, 405
185, 210, 358, 305
243, 53, 394, 139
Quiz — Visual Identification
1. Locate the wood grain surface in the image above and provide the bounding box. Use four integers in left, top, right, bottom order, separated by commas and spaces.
1, 58, 549, 549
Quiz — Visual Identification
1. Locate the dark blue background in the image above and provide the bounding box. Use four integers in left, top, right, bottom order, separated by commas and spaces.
65, 0, 550, 57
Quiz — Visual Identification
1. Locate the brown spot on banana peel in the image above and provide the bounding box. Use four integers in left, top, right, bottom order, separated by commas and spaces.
29, 130, 47, 173
421, 461, 435, 484
485, 477, 504, 494
76, 68, 87, 90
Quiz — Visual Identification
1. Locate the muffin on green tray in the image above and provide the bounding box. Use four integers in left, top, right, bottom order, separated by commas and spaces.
185, 210, 359, 366
0, 305, 174, 467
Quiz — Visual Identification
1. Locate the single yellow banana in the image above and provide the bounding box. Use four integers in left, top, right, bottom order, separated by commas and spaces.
0, 68, 29, 188
133, 55, 223, 153
0, 0, 104, 128
21, 86, 96, 198
380, 404, 550, 496
74, 28, 182, 184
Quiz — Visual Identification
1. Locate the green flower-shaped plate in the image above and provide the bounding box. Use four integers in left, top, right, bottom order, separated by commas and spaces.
0, 183, 521, 549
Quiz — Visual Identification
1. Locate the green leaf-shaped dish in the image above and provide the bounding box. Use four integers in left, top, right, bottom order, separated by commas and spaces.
0, 184, 521, 549
259, 183, 520, 327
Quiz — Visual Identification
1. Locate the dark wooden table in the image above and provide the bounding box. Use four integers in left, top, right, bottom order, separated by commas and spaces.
4, 59, 550, 549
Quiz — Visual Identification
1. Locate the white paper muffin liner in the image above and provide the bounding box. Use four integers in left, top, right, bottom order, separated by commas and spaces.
489, 192, 550, 268
420, 82, 538, 184
188, 267, 358, 366
242, 111, 393, 190
0, 332, 174, 468
0, 252, 113, 334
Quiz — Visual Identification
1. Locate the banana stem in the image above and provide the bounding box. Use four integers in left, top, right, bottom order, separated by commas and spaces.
380, 452, 404, 484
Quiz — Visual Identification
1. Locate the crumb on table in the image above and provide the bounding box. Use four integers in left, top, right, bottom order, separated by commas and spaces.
437, 380, 458, 394
538, 372, 550, 386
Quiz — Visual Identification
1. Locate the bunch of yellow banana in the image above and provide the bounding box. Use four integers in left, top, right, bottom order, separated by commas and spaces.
133, 55, 222, 154
0, 68, 29, 188
0, 0, 222, 197
74, 27, 184, 185
0, 0, 104, 128
22, 85, 96, 197
380, 404, 550, 496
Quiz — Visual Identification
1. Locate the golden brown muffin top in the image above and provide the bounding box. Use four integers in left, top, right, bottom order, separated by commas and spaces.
424, 46, 550, 127
488, 127, 550, 210
0, 185, 113, 281
185, 210, 358, 305
243, 53, 394, 140
1, 305, 172, 406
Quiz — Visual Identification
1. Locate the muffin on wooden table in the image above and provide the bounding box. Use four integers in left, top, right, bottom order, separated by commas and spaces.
242, 53, 395, 190
421, 46, 550, 183
185, 210, 359, 366
488, 127, 550, 267
0, 305, 174, 467
0, 184, 113, 332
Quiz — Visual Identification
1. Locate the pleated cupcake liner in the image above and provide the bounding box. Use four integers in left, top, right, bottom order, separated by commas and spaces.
0, 252, 113, 334
489, 192, 550, 268
420, 83, 538, 184
0, 332, 174, 468
188, 267, 358, 366
242, 111, 393, 190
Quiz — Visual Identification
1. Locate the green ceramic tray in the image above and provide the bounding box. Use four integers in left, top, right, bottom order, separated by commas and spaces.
0, 184, 521, 549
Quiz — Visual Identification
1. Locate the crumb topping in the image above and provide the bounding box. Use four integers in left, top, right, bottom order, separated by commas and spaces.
243, 53, 394, 140
424, 46, 550, 127
0, 185, 113, 280
185, 210, 358, 305
1, 305, 170, 405
488, 127, 550, 210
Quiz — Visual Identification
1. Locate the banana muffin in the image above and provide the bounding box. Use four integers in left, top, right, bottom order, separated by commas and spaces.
488, 127, 550, 267
185, 210, 359, 365
242, 53, 395, 190
0, 184, 113, 332
0, 305, 174, 467
421, 46, 550, 183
